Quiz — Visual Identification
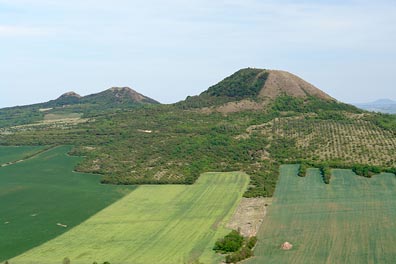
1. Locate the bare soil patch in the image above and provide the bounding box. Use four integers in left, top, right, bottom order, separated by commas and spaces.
259, 70, 333, 100
227, 197, 272, 237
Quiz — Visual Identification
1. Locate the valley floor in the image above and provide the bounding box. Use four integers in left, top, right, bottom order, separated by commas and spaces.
11, 172, 249, 264
0, 146, 133, 262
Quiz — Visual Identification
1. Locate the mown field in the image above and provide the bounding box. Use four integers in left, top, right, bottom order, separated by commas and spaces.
12, 172, 249, 264
0, 146, 134, 262
247, 164, 396, 263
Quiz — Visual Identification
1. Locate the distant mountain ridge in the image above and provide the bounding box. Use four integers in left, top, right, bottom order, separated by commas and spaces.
0, 87, 160, 128
354, 99, 396, 114
47, 87, 159, 107
0, 68, 366, 128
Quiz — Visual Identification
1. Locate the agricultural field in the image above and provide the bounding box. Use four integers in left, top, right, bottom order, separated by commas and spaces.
0, 146, 133, 262
247, 164, 396, 263
0, 146, 46, 165
12, 172, 249, 264
249, 116, 396, 167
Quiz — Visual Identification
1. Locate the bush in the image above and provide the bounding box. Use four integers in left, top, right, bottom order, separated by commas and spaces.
298, 163, 308, 177
213, 230, 244, 253
225, 246, 253, 263
246, 236, 258, 249
352, 165, 382, 178
320, 166, 331, 184
214, 232, 257, 263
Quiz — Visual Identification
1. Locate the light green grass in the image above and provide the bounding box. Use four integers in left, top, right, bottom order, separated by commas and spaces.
0, 146, 134, 262
12, 171, 249, 264
247, 164, 396, 264
43, 113, 82, 120
0, 146, 46, 164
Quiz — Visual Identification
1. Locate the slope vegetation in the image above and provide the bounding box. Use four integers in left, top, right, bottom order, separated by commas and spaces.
246, 114, 396, 166
0, 68, 395, 198
0, 87, 159, 128
178, 68, 334, 110
12, 172, 249, 264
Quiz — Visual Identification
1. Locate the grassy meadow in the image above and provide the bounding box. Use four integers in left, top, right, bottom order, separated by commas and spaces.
247, 165, 396, 263
0, 146, 134, 262
12, 172, 249, 264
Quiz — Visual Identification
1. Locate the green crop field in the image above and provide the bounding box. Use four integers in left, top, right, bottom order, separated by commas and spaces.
247, 164, 396, 264
0, 146, 46, 165
0, 146, 134, 262
12, 172, 249, 264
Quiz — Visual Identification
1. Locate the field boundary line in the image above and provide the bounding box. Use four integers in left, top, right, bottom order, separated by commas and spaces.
0, 145, 58, 167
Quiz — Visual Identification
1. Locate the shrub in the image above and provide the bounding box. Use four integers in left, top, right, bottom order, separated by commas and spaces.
352, 165, 382, 178
247, 236, 258, 249
214, 232, 257, 263
213, 230, 244, 253
225, 246, 253, 263
298, 163, 308, 177
320, 166, 331, 184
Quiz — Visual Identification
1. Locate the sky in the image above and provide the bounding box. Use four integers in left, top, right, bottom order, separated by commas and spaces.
1, 0, 395, 107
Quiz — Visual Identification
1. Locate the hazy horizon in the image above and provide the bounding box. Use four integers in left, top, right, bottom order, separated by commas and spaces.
1, 0, 396, 108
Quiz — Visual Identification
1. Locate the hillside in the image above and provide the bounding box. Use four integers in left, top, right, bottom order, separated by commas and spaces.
47, 91, 82, 106
0, 87, 159, 128
1, 68, 395, 198
80, 87, 159, 105
259, 70, 333, 100
1, 68, 396, 263
178, 68, 337, 111
47, 87, 159, 107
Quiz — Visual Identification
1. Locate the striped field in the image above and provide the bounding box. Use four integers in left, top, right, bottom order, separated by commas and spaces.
0, 146, 133, 262
247, 164, 396, 264
12, 171, 249, 264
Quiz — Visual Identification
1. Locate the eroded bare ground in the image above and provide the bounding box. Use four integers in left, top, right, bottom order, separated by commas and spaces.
227, 197, 272, 237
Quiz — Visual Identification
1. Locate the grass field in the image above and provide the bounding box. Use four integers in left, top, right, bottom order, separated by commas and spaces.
0, 146, 134, 262
43, 113, 82, 120
247, 164, 396, 263
12, 172, 249, 264
0, 146, 46, 165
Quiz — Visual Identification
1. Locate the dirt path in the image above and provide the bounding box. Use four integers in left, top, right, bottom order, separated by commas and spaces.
0, 146, 57, 168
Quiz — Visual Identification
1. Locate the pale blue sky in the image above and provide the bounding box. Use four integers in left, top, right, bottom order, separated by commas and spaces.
1, 0, 395, 107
